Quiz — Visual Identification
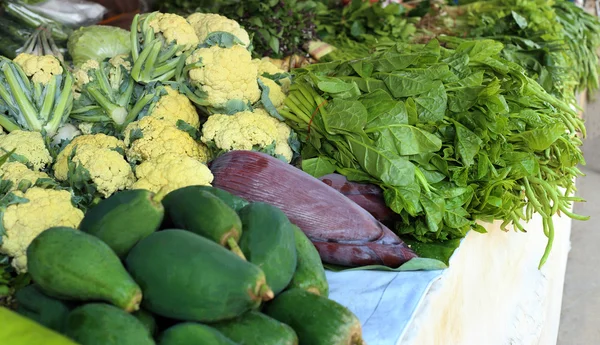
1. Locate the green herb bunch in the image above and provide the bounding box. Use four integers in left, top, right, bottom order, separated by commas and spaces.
280, 39, 587, 268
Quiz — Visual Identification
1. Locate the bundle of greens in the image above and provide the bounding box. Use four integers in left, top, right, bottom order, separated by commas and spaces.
416, 0, 600, 101
281, 39, 587, 267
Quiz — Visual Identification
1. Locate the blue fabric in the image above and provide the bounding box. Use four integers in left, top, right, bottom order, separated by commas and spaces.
326, 269, 444, 345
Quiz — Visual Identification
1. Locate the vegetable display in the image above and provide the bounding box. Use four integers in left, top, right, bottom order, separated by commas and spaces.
9, 185, 365, 345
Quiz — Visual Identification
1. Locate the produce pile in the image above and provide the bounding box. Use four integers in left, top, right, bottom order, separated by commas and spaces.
5, 185, 363, 345
0, 0, 596, 343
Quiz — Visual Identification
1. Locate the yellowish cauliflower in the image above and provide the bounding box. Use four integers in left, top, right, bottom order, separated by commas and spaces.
149, 86, 200, 129
187, 13, 251, 48
53, 134, 134, 197
260, 78, 286, 109
147, 13, 199, 52
0, 131, 52, 171
13, 53, 63, 85
202, 109, 293, 162
73, 59, 100, 89
0, 162, 49, 190
1, 187, 84, 273
109, 55, 132, 71
132, 153, 213, 194
124, 116, 210, 163
186, 45, 260, 108
253, 58, 291, 93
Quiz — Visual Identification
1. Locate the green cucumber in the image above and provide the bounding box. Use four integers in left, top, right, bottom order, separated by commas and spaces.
192, 186, 249, 211
125, 230, 274, 323
15, 285, 74, 333
212, 311, 298, 345
158, 323, 238, 345
238, 203, 297, 295
264, 289, 365, 345
163, 187, 245, 258
287, 225, 329, 297
64, 303, 155, 345
133, 309, 157, 336
27, 227, 142, 312
79, 189, 164, 258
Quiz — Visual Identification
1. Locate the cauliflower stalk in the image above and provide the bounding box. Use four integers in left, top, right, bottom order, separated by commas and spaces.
201, 109, 293, 162
0, 187, 84, 273
184, 45, 260, 113
0, 131, 52, 171
124, 116, 210, 163
53, 134, 135, 199
0, 54, 74, 137
187, 13, 251, 48
132, 153, 213, 194
131, 12, 199, 84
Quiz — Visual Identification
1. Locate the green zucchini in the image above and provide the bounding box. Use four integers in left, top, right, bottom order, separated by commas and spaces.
79, 189, 164, 258
158, 323, 238, 345
264, 289, 365, 345
287, 225, 329, 297
212, 311, 298, 345
64, 303, 155, 345
238, 202, 297, 295
125, 230, 274, 323
27, 227, 142, 312
162, 187, 245, 258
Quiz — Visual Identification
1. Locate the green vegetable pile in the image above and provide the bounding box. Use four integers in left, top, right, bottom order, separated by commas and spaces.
11, 185, 364, 345
281, 38, 587, 267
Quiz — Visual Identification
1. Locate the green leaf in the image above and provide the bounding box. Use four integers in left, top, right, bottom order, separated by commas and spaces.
346, 134, 416, 187
421, 193, 445, 234
372, 124, 442, 156
323, 99, 368, 135
301, 157, 337, 178
268, 36, 280, 54
257, 78, 284, 121
176, 120, 201, 140
203, 31, 246, 48
379, 71, 434, 98
517, 122, 566, 151
401, 237, 463, 265
511, 11, 528, 29
128, 128, 143, 144
453, 121, 482, 166
415, 81, 447, 122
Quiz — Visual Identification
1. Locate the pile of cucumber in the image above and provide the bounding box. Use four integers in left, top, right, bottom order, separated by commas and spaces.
16, 185, 365, 345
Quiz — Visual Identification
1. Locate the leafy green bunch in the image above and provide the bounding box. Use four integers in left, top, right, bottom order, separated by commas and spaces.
280, 39, 587, 267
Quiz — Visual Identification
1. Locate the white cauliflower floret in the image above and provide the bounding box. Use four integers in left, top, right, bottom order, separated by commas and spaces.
147, 13, 199, 52
73, 59, 100, 90
0, 162, 49, 191
186, 45, 260, 109
149, 86, 200, 129
253, 58, 291, 92
13, 53, 63, 85
53, 134, 134, 197
201, 109, 293, 162
1, 187, 84, 273
124, 116, 210, 163
187, 13, 251, 48
0, 131, 52, 171
132, 153, 213, 194
260, 78, 286, 108
109, 55, 132, 71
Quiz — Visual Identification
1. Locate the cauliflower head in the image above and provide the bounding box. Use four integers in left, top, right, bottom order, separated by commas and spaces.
13, 53, 63, 85
260, 78, 286, 109
187, 13, 251, 48
73, 59, 100, 90
201, 109, 293, 162
109, 55, 132, 71
149, 86, 200, 129
147, 13, 199, 52
1, 187, 84, 273
124, 116, 210, 163
0, 131, 52, 171
53, 134, 134, 197
253, 58, 291, 93
132, 153, 213, 194
0, 162, 49, 191
186, 45, 260, 109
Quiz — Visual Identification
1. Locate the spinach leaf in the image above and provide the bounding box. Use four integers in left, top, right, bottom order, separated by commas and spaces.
323, 99, 368, 135
301, 157, 337, 178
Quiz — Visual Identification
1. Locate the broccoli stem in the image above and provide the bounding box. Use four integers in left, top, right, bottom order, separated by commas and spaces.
38, 76, 58, 122
0, 115, 20, 132
130, 15, 140, 61
152, 58, 180, 81
125, 93, 155, 125
131, 41, 155, 83
117, 78, 136, 108
2, 60, 42, 131
142, 40, 163, 82
157, 43, 179, 64
87, 86, 127, 125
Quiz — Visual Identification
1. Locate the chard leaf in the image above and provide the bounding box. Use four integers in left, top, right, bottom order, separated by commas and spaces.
301, 157, 337, 178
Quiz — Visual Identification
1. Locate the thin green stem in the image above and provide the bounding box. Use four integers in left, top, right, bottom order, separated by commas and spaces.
38, 76, 57, 122
3, 62, 41, 131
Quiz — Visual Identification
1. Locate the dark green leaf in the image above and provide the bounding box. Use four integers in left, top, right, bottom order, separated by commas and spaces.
453, 121, 482, 166
517, 122, 566, 151
301, 157, 337, 178
176, 120, 200, 140
323, 99, 368, 135
415, 81, 447, 123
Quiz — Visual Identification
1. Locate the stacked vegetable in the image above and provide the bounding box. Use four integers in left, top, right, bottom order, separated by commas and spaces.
280, 38, 587, 267
10, 185, 364, 345
0, 11, 297, 306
